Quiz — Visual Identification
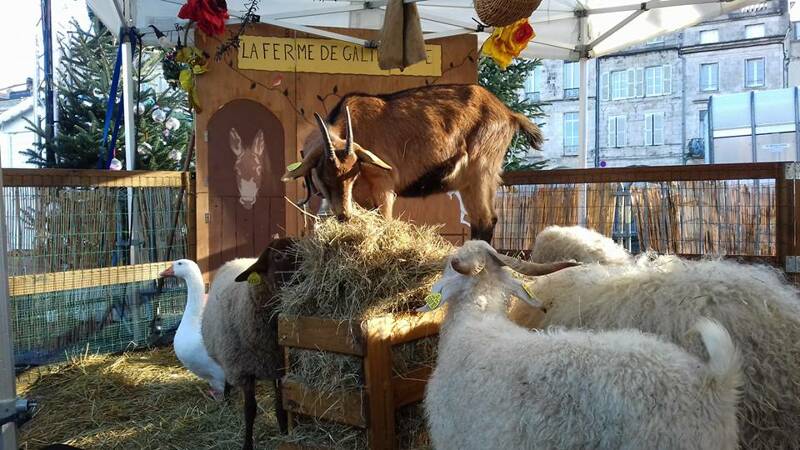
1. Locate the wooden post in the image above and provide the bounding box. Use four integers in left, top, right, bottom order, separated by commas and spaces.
364, 316, 397, 450
185, 173, 197, 262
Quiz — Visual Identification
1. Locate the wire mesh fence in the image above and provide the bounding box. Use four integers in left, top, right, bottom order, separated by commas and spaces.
494, 164, 785, 259
3, 170, 193, 366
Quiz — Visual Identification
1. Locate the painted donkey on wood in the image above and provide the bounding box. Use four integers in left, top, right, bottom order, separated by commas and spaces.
282, 84, 544, 242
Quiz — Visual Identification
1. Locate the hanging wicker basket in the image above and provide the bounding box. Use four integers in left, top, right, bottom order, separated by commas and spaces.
474, 0, 542, 27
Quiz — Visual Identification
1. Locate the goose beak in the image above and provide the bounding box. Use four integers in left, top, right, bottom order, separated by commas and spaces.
160, 266, 175, 278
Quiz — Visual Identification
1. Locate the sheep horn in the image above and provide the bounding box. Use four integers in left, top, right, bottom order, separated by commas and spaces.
314, 113, 337, 163
344, 106, 354, 154
490, 252, 579, 276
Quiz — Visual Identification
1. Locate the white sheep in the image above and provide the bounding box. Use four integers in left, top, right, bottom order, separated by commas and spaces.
422, 241, 742, 450
202, 237, 297, 450
532, 255, 800, 450
531, 225, 632, 265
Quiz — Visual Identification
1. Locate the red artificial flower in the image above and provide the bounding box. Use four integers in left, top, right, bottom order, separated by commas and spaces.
178, 0, 229, 37
513, 22, 534, 44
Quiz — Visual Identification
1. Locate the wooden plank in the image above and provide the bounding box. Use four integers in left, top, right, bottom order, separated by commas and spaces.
364, 316, 397, 450
392, 366, 433, 409
502, 162, 785, 186
278, 315, 365, 356
282, 378, 367, 428
388, 310, 445, 346
2, 169, 185, 187
8, 262, 170, 296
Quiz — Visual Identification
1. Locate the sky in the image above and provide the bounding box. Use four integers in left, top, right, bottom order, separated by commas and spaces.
0, 1, 90, 90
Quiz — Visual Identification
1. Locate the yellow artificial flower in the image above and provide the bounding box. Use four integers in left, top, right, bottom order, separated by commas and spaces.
481, 18, 536, 70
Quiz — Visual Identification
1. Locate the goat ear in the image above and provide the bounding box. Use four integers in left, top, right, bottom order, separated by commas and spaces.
229, 128, 243, 157
354, 146, 392, 171
282, 148, 320, 181
509, 278, 542, 309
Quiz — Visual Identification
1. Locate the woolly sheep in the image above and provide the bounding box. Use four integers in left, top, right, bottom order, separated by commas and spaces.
531, 225, 632, 265
422, 241, 742, 450
533, 255, 800, 449
202, 237, 297, 450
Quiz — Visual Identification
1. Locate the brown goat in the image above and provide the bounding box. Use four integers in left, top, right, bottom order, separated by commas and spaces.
282, 84, 543, 242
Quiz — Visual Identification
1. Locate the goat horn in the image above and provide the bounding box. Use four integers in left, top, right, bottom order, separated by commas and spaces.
491, 252, 579, 276
314, 113, 337, 162
451, 257, 483, 276
344, 106, 354, 154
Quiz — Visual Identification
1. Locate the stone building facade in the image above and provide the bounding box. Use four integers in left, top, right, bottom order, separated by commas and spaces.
526, 0, 795, 168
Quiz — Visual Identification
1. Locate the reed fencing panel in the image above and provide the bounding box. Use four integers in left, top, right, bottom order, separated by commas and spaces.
494, 163, 798, 271
3, 169, 194, 366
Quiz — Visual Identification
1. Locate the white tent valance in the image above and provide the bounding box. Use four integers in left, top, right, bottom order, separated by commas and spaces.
88, 0, 762, 60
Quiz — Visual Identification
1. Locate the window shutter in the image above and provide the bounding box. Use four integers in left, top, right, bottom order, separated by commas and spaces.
626, 69, 635, 98
607, 117, 615, 147
601, 72, 610, 101
663, 65, 672, 95
655, 113, 665, 145
645, 114, 653, 146
619, 116, 627, 147
635, 68, 645, 97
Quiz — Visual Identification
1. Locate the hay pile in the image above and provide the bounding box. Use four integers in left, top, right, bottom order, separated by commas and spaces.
276, 209, 451, 449
16, 348, 282, 450
277, 208, 454, 320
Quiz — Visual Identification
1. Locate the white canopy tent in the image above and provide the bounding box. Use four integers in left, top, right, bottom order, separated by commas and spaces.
87, 0, 761, 169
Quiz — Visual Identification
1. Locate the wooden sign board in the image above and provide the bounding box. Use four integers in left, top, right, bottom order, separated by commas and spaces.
238, 36, 442, 77
194, 24, 476, 281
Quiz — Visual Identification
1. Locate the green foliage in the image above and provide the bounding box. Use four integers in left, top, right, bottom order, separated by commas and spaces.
24, 18, 192, 170
478, 56, 547, 171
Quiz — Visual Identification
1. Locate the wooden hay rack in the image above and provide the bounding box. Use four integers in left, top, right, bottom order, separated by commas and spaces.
277, 309, 445, 450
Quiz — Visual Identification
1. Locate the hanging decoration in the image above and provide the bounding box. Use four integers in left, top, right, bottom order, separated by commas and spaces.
177, 0, 230, 37
480, 18, 535, 70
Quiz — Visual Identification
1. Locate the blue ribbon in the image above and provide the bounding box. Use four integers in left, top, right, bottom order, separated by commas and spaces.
99, 28, 138, 169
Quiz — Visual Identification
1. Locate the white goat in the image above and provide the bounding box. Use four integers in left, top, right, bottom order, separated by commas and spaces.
531, 225, 632, 265
422, 241, 742, 450
533, 255, 800, 450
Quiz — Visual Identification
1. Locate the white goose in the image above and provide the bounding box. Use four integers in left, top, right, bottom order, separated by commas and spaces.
160, 259, 226, 399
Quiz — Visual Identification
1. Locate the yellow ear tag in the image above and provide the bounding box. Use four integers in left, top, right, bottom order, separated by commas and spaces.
247, 272, 262, 285
522, 283, 535, 299
287, 161, 302, 172
424, 292, 442, 310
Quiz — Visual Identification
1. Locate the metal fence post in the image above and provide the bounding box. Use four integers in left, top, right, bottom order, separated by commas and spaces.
0, 161, 18, 449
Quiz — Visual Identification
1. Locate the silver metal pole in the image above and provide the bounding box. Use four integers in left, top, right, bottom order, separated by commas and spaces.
121, 30, 141, 342
578, 57, 589, 226
0, 154, 19, 450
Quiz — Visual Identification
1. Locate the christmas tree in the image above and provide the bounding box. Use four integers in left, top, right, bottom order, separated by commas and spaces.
478, 56, 547, 171
24, 17, 192, 170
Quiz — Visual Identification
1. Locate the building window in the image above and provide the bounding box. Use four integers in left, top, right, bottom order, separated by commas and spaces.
700, 63, 719, 91
644, 112, 664, 146
646, 36, 665, 45
745, 23, 765, 39
523, 66, 543, 103
563, 112, 579, 154
610, 70, 634, 100
563, 62, 579, 97
795, 22, 800, 40
644, 65, 671, 96
607, 115, 627, 148
699, 29, 719, 44
745, 58, 765, 87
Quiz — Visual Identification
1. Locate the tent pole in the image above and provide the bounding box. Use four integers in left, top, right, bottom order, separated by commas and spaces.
578, 57, 589, 226
121, 30, 142, 342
